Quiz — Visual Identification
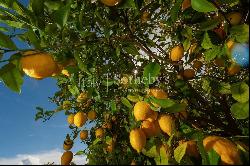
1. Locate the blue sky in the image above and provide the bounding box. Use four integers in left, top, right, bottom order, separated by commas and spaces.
0, 0, 87, 164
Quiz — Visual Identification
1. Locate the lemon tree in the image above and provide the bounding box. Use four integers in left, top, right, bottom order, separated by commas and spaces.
0, 0, 249, 165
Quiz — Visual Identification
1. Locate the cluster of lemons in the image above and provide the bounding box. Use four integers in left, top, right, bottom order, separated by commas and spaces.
129, 88, 244, 165
60, 92, 97, 165
20, 51, 74, 80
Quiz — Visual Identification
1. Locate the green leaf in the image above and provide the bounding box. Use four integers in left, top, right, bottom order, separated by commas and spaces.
201, 32, 214, 49
123, 44, 139, 55
143, 62, 161, 85
44, 0, 63, 10
199, 19, 221, 31
165, 103, 187, 113
127, 95, 140, 103
121, 97, 133, 109
183, 38, 191, 52
230, 102, 249, 119
202, 79, 211, 93
191, 0, 218, 12
170, 0, 182, 23
0, 63, 23, 93
174, 142, 187, 163
149, 96, 175, 108
110, 100, 117, 113
155, 145, 169, 165
229, 24, 249, 43
143, 145, 159, 158
0, 20, 25, 29
204, 46, 225, 62
30, 0, 44, 14
218, 82, 231, 94
68, 85, 79, 96
0, 31, 17, 49
191, 132, 209, 165
118, 0, 136, 9
75, 150, 85, 156
53, 0, 71, 28
208, 149, 220, 165
73, 51, 91, 75
231, 82, 249, 103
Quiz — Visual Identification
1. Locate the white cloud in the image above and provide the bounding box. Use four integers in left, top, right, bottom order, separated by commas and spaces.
0, 149, 87, 165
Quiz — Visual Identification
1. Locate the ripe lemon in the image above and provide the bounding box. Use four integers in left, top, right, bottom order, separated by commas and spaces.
203, 136, 241, 165
183, 69, 195, 79
74, 112, 87, 128
148, 88, 168, 99
170, 45, 184, 61
67, 114, 75, 125
61, 151, 73, 165
95, 128, 105, 138
141, 120, 161, 138
227, 12, 242, 25
131, 160, 137, 165
192, 60, 203, 70
77, 92, 88, 103
179, 140, 199, 158
226, 39, 235, 52
100, 0, 121, 6
134, 101, 153, 121
20, 51, 58, 79
63, 101, 71, 110
158, 114, 176, 136
61, 69, 70, 77
80, 130, 88, 140
63, 138, 73, 151
148, 88, 168, 107
129, 128, 146, 153
146, 110, 158, 122
87, 110, 97, 120
214, 58, 225, 67
181, 0, 191, 11
228, 63, 241, 76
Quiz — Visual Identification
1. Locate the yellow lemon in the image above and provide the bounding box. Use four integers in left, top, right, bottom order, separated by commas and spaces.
148, 88, 168, 107
80, 130, 88, 140
134, 101, 153, 121
87, 110, 97, 120
129, 128, 146, 153
63, 138, 73, 151
183, 69, 195, 79
146, 110, 158, 122
61, 69, 70, 77
203, 136, 241, 165
131, 160, 137, 165
95, 128, 105, 138
158, 114, 176, 136
228, 63, 241, 76
170, 45, 184, 61
214, 58, 225, 67
100, 0, 121, 6
227, 12, 242, 25
20, 51, 58, 79
141, 120, 161, 138
67, 114, 75, 125
226, 39, 235, 52
74, 112, 87, 127
61, 151, 73, 165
